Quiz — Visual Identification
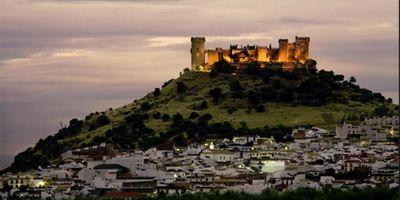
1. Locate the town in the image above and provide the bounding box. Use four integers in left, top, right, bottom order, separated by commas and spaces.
1, 116, 398, 199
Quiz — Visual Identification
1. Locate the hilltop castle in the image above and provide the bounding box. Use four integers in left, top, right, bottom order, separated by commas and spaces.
190, 36, 310, 72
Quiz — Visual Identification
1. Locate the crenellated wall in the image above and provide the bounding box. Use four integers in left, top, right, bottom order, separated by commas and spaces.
190, 36, 310, 71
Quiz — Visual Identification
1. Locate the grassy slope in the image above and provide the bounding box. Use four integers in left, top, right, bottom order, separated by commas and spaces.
62, 71, 385, 148
143, 71, 381, 131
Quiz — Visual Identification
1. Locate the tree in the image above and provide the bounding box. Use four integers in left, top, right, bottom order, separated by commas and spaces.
255, 104, 265, 112
349, 76, 356, 84
176, 81, 187, 94
244, 61, 261, 76
212, 59, 236, 74
227, 107, 237, 114
305, 59, 317, 74
140, 102, 152, 111
189, 112, 199, 119
209, 69, 219, 77
239, 121, 248, 130
198, 113, 213, 124
153, 88, 161, 96
172, 113, 184, 124
247, 90, 260, 105
209, 87, 224, 104
373, 104, 390, 117
162, 114, 170, 122
229, 80, 243, 91
152, 112, 161, 119
69, 118, 79, 126
89, 114, 110, 130
193, 100, 208, 110
162, 79, 174, 88
97, 115, 110, 126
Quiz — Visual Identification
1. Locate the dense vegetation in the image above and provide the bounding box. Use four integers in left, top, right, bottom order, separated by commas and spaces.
210, 60, 390, 106
2, 62, 398, 173
75, 188, 400, 200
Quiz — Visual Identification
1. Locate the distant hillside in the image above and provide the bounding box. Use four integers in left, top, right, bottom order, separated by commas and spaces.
3, 61, 398, 172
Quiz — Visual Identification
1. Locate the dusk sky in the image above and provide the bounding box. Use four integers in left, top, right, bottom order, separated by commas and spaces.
0, 0, 398, 169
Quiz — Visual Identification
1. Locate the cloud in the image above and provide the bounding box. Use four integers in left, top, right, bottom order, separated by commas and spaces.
146, 33, 273, 47
347, 22, 398, 32
276, 17, 342, 25
34, 0, 184, 2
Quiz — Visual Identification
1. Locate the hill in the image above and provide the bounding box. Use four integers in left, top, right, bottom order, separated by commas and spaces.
3, 62, 398, 172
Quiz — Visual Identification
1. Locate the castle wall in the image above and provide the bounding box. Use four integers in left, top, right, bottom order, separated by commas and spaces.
206, 50, 220, 69
248, 50, 256, 57
190, 36, 310, 72
222, 51, 232, 63
287, 43, 295, 62
294, 36, 310, 62
191, 37, 206, 70
278, 39, 288, 62
270, 48, 280, 62
257, 47, 270, 62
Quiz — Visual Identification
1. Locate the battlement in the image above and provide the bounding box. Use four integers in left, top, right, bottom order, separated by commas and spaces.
190, 36, 311, 72
191, 37, 206, 42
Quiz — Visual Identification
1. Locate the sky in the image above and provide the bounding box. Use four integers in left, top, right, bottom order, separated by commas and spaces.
0, 0, 398, 169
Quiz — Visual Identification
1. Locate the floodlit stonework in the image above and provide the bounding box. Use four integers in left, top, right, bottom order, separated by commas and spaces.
191, 36, 310, 72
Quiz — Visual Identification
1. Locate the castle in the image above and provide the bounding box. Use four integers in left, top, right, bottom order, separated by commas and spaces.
190, 36, 310, 72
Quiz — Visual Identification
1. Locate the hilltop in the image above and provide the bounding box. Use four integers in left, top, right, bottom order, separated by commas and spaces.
3, 61, 398, 172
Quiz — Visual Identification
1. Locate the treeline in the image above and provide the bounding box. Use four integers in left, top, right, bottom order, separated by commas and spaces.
207, 60, 390, 106
91, 111, 293, 150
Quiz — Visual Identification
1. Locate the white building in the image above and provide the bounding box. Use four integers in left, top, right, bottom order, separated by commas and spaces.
200, 149, 236, 162
232, 135, 260, 145
336, 123, 361, 139
104, 151, 144, 173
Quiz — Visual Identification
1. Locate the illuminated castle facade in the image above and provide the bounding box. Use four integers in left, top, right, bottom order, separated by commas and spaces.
190, 36, 310, 71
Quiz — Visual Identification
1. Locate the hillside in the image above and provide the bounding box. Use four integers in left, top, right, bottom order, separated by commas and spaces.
3, 62, 398, 172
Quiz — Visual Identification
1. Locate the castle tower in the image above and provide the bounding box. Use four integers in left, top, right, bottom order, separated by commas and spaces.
190, 37, 206, 71
294, 36, 310, 61
278, 39, 288, 62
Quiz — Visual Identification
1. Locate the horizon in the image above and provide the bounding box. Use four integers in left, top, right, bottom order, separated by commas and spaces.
0, 0, 398, 170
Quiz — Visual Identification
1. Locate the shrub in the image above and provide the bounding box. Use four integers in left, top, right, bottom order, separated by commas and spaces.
209, 69, 219, 77
69, 118, 79, 126
189, 112, 199, 119
162, 79, 174, 88
176, 81, 187, 94
193, 100, 208, 110
255, 104, 265, 112
227, 107, 237, 114
172, 113, 184, 124
209, 87, 224, 104
162, 114, 170, 122
89, 115, 110, 131
212, 60, 236, 74
140, 102, 152, 111
153, 88, 161, 96
198, 113, 213, 123
229, 80, 243, 91
247, 90, 260, 105
152, 112, 161, 119
373, 104, 390, 117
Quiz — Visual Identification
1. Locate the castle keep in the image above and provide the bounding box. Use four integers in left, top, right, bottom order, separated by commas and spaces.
190, 36, 310, 71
